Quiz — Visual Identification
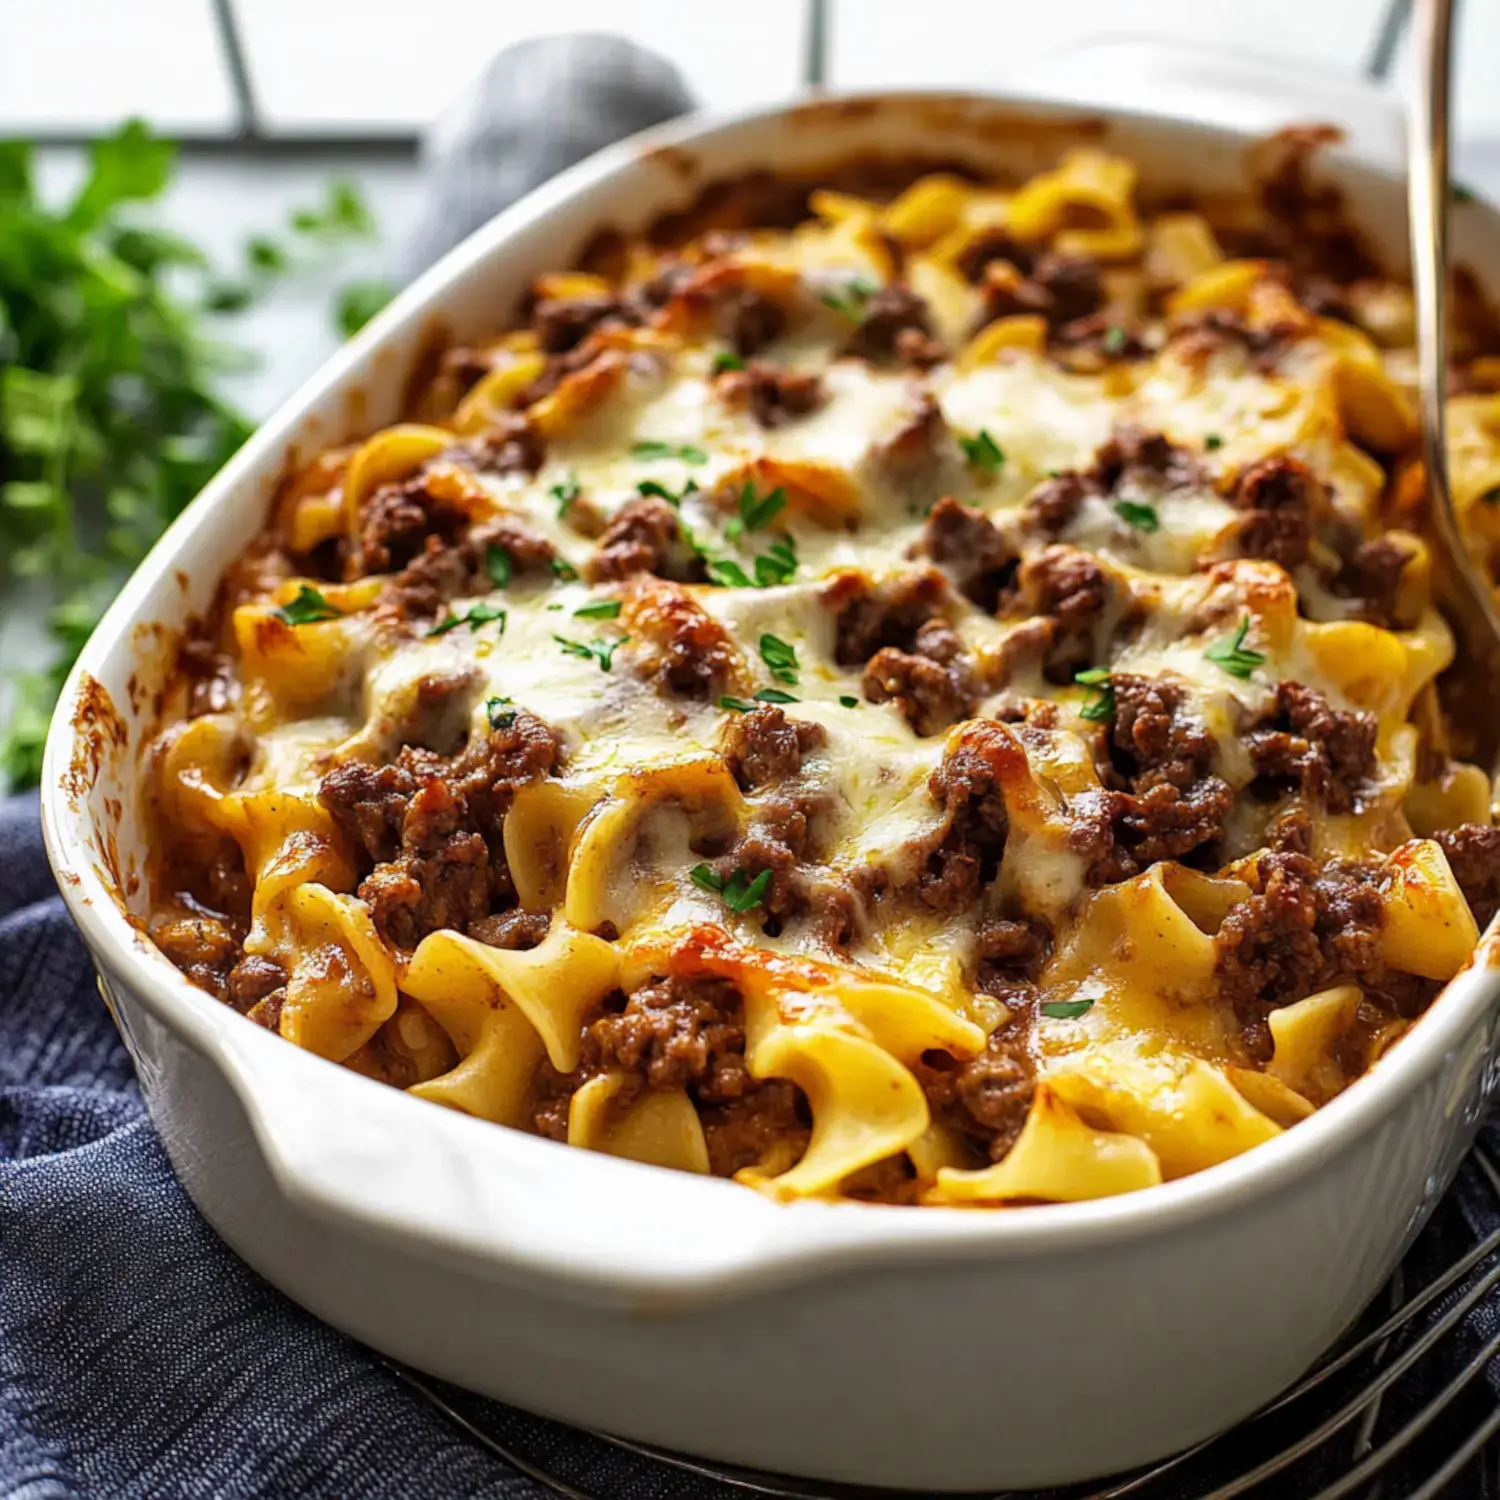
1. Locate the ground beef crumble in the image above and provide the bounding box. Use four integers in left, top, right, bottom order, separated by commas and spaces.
530, 974, 811, 1178
1228, 455, 1321, 569
915, 724, 1012, 913
1214, 851, 1436, 1063
1244, 681, 1376, 814
1105, 674, 1234, 868
1002, 544, 1116, 680
843, 284, 946, 367
721, 706, 826, 791
862, 617, 978, 736
1435, 824, 1500, 929
919, 496, 1017, 610
713, 359, 826, 428
916, 1021, 1036, 1164
318, 706, 562, 950
624, 580, 742, 699
1022, 426, 1204, 539
584, 496, 701, 583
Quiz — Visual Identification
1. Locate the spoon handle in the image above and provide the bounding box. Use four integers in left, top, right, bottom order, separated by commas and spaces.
1408, 0, 1500, 775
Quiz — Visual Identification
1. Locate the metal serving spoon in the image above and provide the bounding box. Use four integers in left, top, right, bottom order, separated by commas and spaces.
1409, 0, 1500, 776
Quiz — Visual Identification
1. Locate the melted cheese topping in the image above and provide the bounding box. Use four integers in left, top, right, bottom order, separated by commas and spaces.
149, 156, 1494, 1208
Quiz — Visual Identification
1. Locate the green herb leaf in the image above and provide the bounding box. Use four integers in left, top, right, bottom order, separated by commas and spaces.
723, 867, 773, 914
719, 696, 757, 713
1113, 499, 1160, 533
1204, 615, 1265, 680
839, 694, 860, 708
551, 473, 581, 517
247, 235, 287, 274
1102, 325, 1130, 356
759, 633, 799, 684
690, 863, 726, 894
0, 116, 380, 789
275, 585, 342, 625
959, 428, 1005, 474
1075, 667, 1115, 722
705, 557, 755, 588
486, 695, 517, 730
632, 439, 708, 464
1041, 997, 1095, 1020
727, 483, 788, 540
711, 350, 746, 373
485, 544, 512, 588
429, 602, 507, 637
1204, 433, 1224, 451
68, 119, 175, 231
818, 274, 879, 319
753, 535, 798, 588
637, 476, 698, 507
335, 278, 394, 338
753, 688, 798, 704
554, 632, 629, 671
549, 556, 580, 581
573, 599, 622, 620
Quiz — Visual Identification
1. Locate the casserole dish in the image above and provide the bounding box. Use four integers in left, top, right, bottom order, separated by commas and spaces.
40, 87, 1500, 1491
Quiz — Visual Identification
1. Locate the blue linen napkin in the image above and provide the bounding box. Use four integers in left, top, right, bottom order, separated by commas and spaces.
6, 33, 1500, 1496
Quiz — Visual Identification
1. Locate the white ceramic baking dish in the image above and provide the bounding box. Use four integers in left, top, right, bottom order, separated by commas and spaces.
40, 86, 1500, 1492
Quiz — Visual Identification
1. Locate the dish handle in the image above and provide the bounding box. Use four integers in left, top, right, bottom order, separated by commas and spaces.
217, 1015, 851, 1306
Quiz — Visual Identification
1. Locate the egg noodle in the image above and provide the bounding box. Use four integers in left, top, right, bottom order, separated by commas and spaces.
146, 137, 1500, 1206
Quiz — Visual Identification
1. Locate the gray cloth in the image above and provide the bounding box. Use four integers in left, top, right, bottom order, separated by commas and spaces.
401, 32, 695, 281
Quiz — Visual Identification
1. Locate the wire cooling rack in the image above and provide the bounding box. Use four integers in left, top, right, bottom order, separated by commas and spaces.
384, 1141, 1500, 1500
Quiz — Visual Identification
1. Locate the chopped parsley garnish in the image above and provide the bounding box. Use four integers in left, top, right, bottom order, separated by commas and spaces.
706, 557, 754, 588
1113, 499, 1160, 533
1204, 615, 1264, 680
554, 632, 628, 671
637, 476, 698, 507
1453, 182, 1479, 204
485, 543, 512, 588
429, 602, 506, 638
549, 556, 579, 581
1075, 667, 1114, 722
754, 535, 798, 587
1204, 433, 1224, 451
720, 688, 800, 710
712, 349, 746, 373
839, 694, 860, 709
818, 273, 879, 320
632, 439, 707, 464
1483, 485, 1500, 506
573, 599, 622, 620
1102, 325, 1130, 356
759, 633, 799, 685
551, 472, 581, 517
274, 584, 341, 626
725, 482, 788, 541
959, 428, 1005, 474
1041, 997, 1094, 1020
486, 695, 516, 730
690, 863, 773, 914
695, 526, 796, 591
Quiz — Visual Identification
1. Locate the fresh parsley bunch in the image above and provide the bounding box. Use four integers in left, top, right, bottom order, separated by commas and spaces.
0, 119, 392, 789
